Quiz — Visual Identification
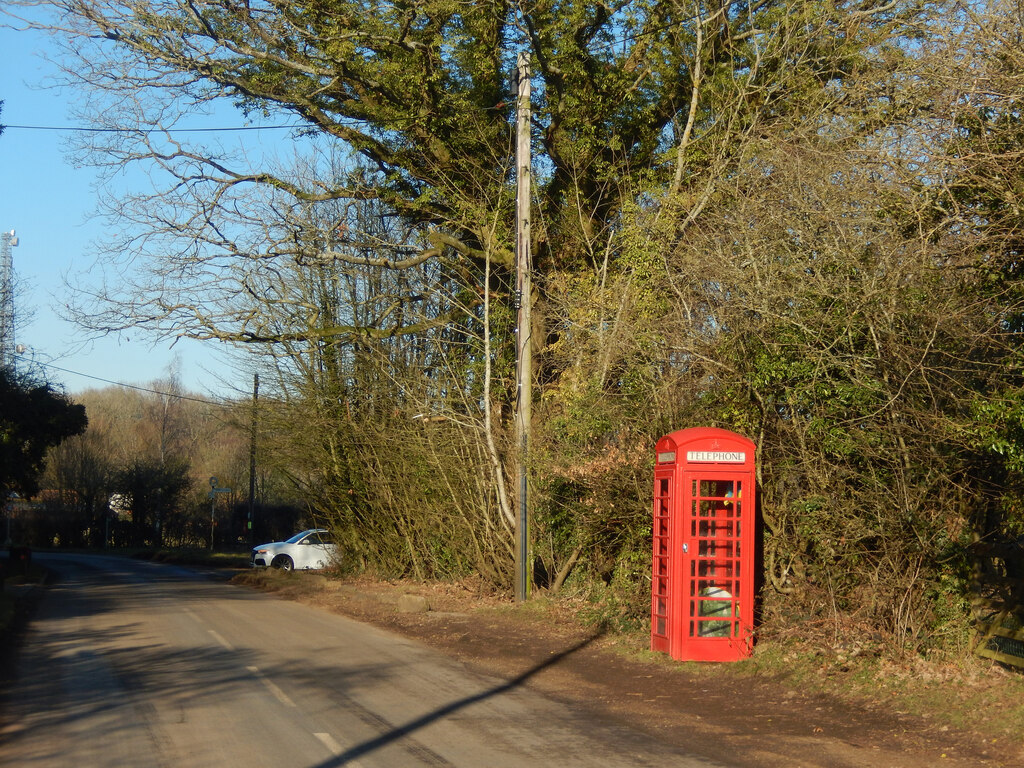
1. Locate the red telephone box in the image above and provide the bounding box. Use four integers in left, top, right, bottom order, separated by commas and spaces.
651, 427, 757, 662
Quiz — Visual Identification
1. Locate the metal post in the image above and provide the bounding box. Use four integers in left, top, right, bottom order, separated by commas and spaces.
208, 476, 231, 551
209, 476, 218, 550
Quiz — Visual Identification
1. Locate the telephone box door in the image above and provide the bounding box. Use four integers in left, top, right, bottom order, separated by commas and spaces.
678, 471, 752, 661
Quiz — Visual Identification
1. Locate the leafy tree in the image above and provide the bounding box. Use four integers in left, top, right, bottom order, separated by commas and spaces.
584, 0, 1024, 652
114, 457, 192, 547
43, 424, 115, 547
0, 367, 87, 499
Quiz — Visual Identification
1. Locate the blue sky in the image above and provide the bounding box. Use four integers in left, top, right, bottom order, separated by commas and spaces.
0, 21, 248, 397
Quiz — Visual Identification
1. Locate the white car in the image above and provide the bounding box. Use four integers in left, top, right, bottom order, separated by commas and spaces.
250, 529, 339, 571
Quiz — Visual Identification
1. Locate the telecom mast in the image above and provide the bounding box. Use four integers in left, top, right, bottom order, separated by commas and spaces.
0, 229, 18, 370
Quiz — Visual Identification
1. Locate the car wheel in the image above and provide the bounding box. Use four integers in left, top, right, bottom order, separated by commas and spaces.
273, 554, 294, 572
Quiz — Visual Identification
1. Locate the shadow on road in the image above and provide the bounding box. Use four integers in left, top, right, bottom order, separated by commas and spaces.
0, 552, 609, 768
312, 630, 605, 768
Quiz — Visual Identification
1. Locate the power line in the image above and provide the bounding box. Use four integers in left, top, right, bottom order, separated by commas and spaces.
1, 123, 300, 133
13, 352, 233, 407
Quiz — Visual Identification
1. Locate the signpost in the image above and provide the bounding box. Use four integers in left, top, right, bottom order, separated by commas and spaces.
208, 476, 231, 550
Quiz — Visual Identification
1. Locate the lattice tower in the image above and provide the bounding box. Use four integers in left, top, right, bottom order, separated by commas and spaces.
0, 230, 16, 370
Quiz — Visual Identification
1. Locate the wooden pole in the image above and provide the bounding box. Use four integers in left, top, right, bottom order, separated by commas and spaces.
248, 372, 258, 544
515, 52, 532, 602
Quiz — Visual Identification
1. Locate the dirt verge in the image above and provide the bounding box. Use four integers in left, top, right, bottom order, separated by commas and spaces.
232, 570, 1022, 768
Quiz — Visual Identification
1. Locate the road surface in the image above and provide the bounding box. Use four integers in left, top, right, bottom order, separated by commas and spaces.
0, 553, 725, 767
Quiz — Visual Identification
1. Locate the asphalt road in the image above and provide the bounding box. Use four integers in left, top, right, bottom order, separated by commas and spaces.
0, 553, 726, 767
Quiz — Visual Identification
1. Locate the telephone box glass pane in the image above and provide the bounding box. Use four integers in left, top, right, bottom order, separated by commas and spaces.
686, 476, 744, 639
697, 587, 734, 637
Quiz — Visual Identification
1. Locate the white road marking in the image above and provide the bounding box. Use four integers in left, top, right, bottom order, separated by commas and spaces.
208, 629, 234, 651
314, 733, 367, 768
183, 607, 234, 651
247, 666, 297, 708
314, 732, 342, 755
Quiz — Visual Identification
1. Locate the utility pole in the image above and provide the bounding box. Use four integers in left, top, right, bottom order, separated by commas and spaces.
248, 372, 259, 544
0, 230, 18, 371
514, 52, 533, 602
